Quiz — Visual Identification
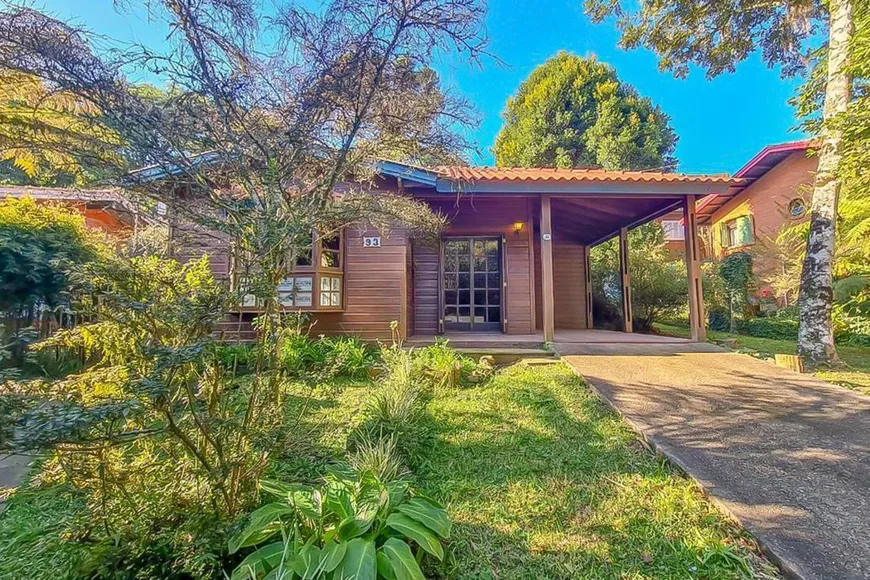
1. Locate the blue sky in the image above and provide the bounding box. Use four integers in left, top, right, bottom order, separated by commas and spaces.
39, 0, 807, 174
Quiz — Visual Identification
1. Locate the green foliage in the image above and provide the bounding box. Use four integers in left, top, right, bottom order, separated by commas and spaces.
211, 343, 257, 374
735, 318, 799, 341
352, 348, 430, 466
280, 333, 378, 382
707, 306, 730, 332
0, 70, 125, 186
347, 434, 409, 484
585, 0, 824, 79
493, 52, 677, 170
0, 253, 267, 577
793, 3, 870, 277
0, 197, 104, 315
228, 469, 452, 580
718, 251, 754, 329
833, 286, 870, 346
591, 223, 687, 331
411, 338, 493, 389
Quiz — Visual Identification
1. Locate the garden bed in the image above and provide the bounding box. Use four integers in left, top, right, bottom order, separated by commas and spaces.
1, 360, 778, 579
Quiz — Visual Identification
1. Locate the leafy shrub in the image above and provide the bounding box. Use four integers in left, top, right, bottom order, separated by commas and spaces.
280, 333, 377, 381
833, 289, 870, 346
590, 223, 688, 331
411, 338, 493, 389
735, 318, 799, 340
707, 306, 730, 332
228, 469, 451, 580
774, 305, 800, 320
212, 343, 257, 373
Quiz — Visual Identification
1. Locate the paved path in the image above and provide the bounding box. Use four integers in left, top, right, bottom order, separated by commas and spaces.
558, 343, 870, 580
0, 454, 30, 513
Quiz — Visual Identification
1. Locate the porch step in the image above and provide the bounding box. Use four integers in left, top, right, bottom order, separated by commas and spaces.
405, 338, 546, 350
455, 347, 556, 366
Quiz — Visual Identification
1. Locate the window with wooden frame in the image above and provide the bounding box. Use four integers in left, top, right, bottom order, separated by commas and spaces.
719, 216, 754, 249
231, 230, 344, 311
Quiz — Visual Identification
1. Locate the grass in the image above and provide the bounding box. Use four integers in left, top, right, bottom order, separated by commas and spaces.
655, 322, 870, 396
416, 362, 777, 579
1, 365, 778, 579
0, 483, 88, 579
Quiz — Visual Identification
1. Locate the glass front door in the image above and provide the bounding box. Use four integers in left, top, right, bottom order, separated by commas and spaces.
443, 237, 502, 332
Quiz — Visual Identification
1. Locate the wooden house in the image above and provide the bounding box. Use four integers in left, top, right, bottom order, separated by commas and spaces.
163, 163, 741, 344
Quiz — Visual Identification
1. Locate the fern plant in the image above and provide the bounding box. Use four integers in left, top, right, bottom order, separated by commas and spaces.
229, 468, 451, 580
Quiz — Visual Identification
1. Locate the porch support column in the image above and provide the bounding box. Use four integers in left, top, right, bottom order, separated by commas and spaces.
683, 195, 706, 342
540, 195, 555, 342
584, 245, 593, 329
619, 227, 633, 333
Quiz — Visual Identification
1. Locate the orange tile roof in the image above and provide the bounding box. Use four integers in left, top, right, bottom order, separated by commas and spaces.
434, 166, 737, 184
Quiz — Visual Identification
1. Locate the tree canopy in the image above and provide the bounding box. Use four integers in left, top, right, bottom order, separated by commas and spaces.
0, 70, 124, 185
493, 52, 677, 170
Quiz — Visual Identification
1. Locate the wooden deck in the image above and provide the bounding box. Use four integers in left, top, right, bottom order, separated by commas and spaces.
406, 329, 691, 349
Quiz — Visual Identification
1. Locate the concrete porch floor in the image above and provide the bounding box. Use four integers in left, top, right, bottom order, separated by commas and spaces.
406, 329, 693, 349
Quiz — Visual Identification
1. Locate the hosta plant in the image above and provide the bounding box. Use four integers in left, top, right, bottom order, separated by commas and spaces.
229, 468, 451, 580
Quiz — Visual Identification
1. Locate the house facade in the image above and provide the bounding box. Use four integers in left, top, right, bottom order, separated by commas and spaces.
657, 142, 815, 302
695, 141, 814, 261
169, 163, 738, 344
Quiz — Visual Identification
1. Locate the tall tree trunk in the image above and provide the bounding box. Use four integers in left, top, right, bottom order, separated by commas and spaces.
797, 0, 854, 367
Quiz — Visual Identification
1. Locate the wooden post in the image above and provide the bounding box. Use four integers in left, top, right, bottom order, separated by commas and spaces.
540, 195, 555, 342
619, 227, 633, 333
584, 245, 593, 329
683, 195, 706, 342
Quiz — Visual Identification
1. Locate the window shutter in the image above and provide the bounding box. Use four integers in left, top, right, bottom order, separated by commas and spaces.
718, 222, 729, 248
737, 216, 754, 246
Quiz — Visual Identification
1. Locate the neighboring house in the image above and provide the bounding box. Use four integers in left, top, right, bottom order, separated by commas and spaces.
657, 141, 815, 305
695, 141, 815, 306
0, 185, 143, 235
159, 163, 739, 343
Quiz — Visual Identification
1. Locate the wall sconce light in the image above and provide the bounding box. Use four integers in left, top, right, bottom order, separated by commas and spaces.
513, 221, 525, 236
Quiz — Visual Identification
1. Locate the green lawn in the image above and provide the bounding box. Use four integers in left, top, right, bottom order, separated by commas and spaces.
1, 364, 779, 579
654, 323, 870, 396
417, 362, 777, 579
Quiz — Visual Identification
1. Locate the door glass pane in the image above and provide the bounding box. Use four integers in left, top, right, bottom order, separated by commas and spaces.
445, 290, 456, 305
458, 273, 470, 289
458, 289, 470, 305
488, 289, 500, 305
458, 251, 470, 271
487, 273, 499, 288
474, 289, 485, 305
444, 273, 457, 290
489, 307, 501, 323
474, 273, 486, 287
474, 306, 486, 321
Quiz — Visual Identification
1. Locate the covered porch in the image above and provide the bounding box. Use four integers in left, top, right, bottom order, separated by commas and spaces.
379, 163, 741, 343
406, 328, 693, 349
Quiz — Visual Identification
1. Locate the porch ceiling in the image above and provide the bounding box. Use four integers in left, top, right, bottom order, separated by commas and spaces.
550, 196, 682, 245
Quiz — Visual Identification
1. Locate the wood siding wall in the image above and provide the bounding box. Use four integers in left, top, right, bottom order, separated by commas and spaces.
413, 196, 536, 335
534, 233, 588, 330
310, 226, 409, 341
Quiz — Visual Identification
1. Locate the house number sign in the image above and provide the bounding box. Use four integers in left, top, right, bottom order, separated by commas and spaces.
363, 236, 382, 248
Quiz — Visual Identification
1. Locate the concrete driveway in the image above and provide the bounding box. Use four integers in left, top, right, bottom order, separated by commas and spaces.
558, 343, 870, 580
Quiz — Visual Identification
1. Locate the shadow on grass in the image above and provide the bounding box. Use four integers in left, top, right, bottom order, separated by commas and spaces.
413, 363, 772, 580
